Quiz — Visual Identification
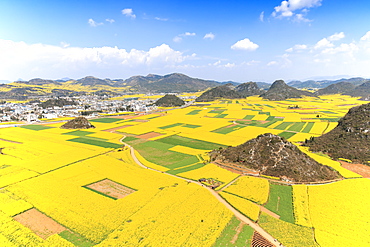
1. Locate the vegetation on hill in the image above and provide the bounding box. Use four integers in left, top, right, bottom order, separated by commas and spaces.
39, 98, 77, 109
195, 84, 244, 102
315, 82, 356, 95
260, 80, 314, 101
210, 133, 341, 182
155, 94, 185, 107
344, 81, 370, 100
60, 117, 95, 129
305, 103, 370, 164
287, 77, 370, 89
124, 73, 220, 93
235, 81, 264, 97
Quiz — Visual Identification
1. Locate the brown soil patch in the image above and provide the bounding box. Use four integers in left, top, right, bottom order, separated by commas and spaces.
260, 206, 280, 219
339, 161, 370, 178
13, 208, 66, 239
133, 119, 149, 122
214, 161, 259, 175
0, 138, 22, 144
86, 179, 135, 199
137, 132, 163, 139
103, 125, 133, 132
251, 231, 274, 247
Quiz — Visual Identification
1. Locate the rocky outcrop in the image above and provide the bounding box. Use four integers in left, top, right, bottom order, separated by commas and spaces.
60, 117, 95, 129
210, 133, 341, 182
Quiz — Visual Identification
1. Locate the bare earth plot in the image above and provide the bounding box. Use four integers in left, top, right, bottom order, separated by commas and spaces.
137, 132, 163, 139
86, 179, 136, 199
339, 161, 370, 178
13, 208, 66, 239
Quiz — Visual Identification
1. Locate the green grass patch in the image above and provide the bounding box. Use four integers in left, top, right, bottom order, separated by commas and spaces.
256, 120, 280, 128
134, 143, 193, 167
243, 115, 255, 120
62, 130, 95, 136
212, 216, 241, 247
155, 135, 226, 150
258, 213, 317, 247
273, 122, 294, 130
182, 124, 201, 128
141, 140, 175, 151
319, 117, 341, 122
158, 123, 183, 129
301, 122, 315, 133
259, 111, 271, 115
264, 183, 294, 223
89, 118, 122, 123
235, 224, 254, 247
20, 125, 53, 131
264, 104, 274, 108
59, 230, 95, 247
212, 124, 247, 134
186, 110, 202, 115
68, 137, 122, 148
287, 122, 306, 132
168, 162, 205, 175
166, 156, 200, 170
320, 111, 337, 114
278, 131, 296, 139
122, 136, 140, 142
214, 114, 228, 118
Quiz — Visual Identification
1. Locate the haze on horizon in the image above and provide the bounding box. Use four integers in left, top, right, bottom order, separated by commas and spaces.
1, 0, 370, 83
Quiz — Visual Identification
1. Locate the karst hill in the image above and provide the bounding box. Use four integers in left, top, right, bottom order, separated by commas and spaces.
60, 117, 95, 129
155, 94, 185, 107
305, 102, 370, 164
260, 80, 314, 101
210, 133, 341, 182
195, 82, 263, 102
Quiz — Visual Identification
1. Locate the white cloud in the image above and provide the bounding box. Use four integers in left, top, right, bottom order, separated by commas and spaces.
231, 38, 259, 51
173, 32, 196, 42
294, 13, 311, 22
154, 17, 168, 21
314, 38, 334, 49
60, 42, 70, 48
88, 19, 103, 27
360, 31, 370, 41
183, 32, 196, 37
273, 0, 322, 22
173, 36, 182, 42
286, 44, 308, 52
314, 32, 345, 50
328, 32, 345, 41
203, 33, 215, 40
122, 8, 136, 19
224, 63, 235, 68
0, 40, 190, 80
322, 43, 358, 55
105, 19, 115, 23
259, 11, 264, 22
267, 61, 278, 66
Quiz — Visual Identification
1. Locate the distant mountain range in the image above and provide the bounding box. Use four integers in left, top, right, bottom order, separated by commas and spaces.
287, 77, 370, 89
1, 73, 370, 100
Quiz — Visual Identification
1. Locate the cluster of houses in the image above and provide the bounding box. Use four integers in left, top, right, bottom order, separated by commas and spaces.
0, 95, 161, 123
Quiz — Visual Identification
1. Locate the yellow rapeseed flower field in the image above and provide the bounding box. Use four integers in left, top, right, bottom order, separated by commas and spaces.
219, 191, 260, 221
308, 179, 370, 247
224, 176, 269, 204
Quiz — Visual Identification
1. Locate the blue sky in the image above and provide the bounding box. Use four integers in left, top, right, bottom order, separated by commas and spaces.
1, 0, 370, 82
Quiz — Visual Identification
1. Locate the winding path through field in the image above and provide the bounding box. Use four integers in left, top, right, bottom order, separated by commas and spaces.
123, 139, 281, 247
